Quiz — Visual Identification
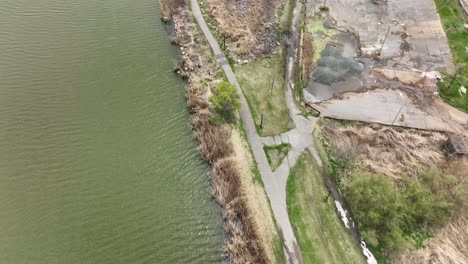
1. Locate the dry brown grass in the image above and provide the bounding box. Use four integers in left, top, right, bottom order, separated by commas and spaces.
204, 0, 284, 57
160, 0, 186, 21
323, 123, 447, 180
192, 114, 233, 163
212, 158, 269, 264
230, 129, 281, 263
301, 32, 313, 84
398, 215, 468, 264
189, 81, 270, 263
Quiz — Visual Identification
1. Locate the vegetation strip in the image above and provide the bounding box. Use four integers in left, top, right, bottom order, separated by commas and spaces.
434, 0, 468, 111
160, 2, 284, 263
287, 151, 366, 264
316, 119, 468, 263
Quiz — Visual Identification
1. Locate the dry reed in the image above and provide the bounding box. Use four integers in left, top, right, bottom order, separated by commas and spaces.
323, 123, 447, 179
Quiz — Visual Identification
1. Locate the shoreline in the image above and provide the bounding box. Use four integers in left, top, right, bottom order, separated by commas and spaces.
160, 2, 283, 263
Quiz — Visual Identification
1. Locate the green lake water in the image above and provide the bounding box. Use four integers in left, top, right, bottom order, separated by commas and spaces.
0, 0, 224, 263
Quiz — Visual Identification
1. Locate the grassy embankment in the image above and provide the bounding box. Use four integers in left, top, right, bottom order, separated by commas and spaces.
263, 143, 291, 171
236, 56, 293, 136
287, 151, 366, 264
434, 0, 467, 111
314, 119, 468, 263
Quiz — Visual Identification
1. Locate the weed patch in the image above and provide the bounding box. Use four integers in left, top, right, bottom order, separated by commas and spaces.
264, 143, 291, 171
434, 0, 468, 111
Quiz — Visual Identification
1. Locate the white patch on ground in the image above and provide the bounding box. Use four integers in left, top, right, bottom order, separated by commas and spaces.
421, 70, 441, 80
459, 86, 466, 95
334, 200, 350, 229
335, 200, 378, 264
360, 240, 378, 264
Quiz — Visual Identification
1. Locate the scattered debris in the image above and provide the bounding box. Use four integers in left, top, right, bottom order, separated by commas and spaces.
446, 135, 468, 156
460, 86, 467, 95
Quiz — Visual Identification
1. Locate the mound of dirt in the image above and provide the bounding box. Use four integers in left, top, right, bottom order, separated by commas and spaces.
204, 0, 284, 57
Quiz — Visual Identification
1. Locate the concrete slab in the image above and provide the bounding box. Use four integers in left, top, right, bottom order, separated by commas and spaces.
308, 0, 454, 72
313, 89, 465, 133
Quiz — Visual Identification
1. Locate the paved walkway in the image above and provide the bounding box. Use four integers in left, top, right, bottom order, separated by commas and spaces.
190, 0, 316, 263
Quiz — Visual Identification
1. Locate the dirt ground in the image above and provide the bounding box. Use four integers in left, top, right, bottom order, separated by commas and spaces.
203, 0, 284, 58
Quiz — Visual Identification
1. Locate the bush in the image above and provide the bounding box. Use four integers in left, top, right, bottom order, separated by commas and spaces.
319, 6, 329, 12
210, 81, 241, 122
402, 167, 460, 228
344, 174, 406, 252
344, 167, 463, 255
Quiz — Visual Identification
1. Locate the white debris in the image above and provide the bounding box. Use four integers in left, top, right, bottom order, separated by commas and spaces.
335, 201, 377, 264
421, 70, 441, 80
334, 200, 350, 228
360, 240, 378, 264
460, 86, 467, 95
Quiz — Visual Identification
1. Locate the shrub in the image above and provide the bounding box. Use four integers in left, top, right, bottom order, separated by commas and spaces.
402, 167, 460, 228
319, 6, 329, 12
344, 167, 464, 255
210, 81, 241, 122
344, 174, 406, 252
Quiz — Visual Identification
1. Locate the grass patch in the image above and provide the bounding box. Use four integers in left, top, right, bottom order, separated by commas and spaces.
277, 0, 296, 36
287, 151, 366, 264
434, 0, 467, 111
236, 56, 293, 136
264, 143, 291, 171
